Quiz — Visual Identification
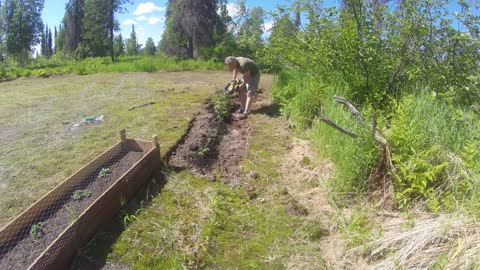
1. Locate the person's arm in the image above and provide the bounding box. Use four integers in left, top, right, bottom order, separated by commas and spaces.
232, 68, 238, 80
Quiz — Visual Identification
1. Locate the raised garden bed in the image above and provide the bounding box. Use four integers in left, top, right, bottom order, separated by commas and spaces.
0, 130, 161, 270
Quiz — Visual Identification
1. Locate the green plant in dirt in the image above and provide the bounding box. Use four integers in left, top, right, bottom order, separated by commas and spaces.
65, 206, 79, 223
197, 147, 209, 157
98, 168, 111, 178
30, 222, 45, 239
212, 91, 232, 121
72, 189, 92, 200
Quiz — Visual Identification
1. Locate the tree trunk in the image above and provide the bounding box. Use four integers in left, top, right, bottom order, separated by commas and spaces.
109, 0, 115, 62
186, 35, 193, 59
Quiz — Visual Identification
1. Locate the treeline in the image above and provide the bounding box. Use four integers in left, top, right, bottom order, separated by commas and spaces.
0, 0, 273, 67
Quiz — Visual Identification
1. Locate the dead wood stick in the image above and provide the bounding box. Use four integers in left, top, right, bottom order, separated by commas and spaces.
318, 114, 359, 138
333, 95, 365, 125
128, 101, 155, 111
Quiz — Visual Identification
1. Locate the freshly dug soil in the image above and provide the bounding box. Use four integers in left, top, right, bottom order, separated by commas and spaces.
168, 102, 250, 185
0, 149, 145, 270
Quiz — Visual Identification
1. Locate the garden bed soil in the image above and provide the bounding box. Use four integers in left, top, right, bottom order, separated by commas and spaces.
168, 102, 250, 185
0, 149, 145, 270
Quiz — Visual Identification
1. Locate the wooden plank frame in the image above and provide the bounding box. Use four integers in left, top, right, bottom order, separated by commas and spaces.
0, 130, 161, 270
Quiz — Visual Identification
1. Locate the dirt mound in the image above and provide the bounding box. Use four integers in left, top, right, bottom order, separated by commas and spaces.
168, 102, 250, 185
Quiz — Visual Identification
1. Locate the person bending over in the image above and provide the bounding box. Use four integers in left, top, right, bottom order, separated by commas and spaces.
224, 56, 260, 119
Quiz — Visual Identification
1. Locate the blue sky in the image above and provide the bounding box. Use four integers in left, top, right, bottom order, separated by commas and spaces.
42, 0, 291, 47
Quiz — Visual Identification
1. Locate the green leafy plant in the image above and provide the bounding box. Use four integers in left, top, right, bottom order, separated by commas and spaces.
211, 91, 233, 121
197, 147, 209, 157
30, 222, 45, 239
98, 168, 111, 178
72, 189, 92, 201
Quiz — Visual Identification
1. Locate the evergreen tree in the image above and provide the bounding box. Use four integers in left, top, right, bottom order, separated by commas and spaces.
55, 23, 65, 53
144, 37, 156, 56
113, 33, 124, 57
161, 0, 225, 58
40, 24, 46, 56
0, 0, 3, 61
126, 24, 139, 55
63, 0, 84, 53
2, 0, 44, 66
46, 26, 52, 56
79, 0, 127, 60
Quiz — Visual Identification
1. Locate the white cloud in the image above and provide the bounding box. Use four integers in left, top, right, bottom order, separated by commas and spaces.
134, 2, 165, 15
122, 19, 137, 25
263, 21, 274, 32
148, 17, 163, 25
136, 15, 163, 24
226, 3, 241, 17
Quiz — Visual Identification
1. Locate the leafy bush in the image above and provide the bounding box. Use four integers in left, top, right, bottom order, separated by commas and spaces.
211, 91, 232, 121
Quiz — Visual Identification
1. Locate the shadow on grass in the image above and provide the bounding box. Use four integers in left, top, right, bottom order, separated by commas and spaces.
71, 168, 168, 270
252, 102, 281, 118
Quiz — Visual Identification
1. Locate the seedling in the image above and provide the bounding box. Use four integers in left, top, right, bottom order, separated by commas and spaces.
30, 222, 45, 239
65, 206, 78, 224
98, 168, 111, 178
72, 189, 92, 200
197, 147, 209, 157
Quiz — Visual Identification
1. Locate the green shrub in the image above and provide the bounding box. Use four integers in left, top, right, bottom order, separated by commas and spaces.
211, 91, 232, 121
387, 92, 479, 210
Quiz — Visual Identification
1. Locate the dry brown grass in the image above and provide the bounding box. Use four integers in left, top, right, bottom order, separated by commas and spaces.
347, 213, 480, 269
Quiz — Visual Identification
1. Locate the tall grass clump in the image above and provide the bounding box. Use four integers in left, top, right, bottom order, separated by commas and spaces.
271, 69, 325, 128
272, 69, 378, 194
386, 90, 480, 211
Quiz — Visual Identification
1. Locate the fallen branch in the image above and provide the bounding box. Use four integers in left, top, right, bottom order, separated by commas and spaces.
333, 95, 365, 125
318, 114, 359, 138
128, 101, 155, 111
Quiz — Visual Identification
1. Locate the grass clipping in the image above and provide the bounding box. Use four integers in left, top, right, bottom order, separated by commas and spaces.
354, 214, 480, 269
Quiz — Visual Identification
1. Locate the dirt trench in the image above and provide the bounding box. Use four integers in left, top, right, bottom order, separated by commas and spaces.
168, 99, 250, 186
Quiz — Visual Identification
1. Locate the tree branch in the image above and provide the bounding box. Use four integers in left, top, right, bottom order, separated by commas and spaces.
333, 95, 365, 125
318, 114, 359, 139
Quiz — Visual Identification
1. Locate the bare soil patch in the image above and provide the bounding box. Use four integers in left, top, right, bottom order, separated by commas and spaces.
168, 100, 250, 185
0, 148, 145, 269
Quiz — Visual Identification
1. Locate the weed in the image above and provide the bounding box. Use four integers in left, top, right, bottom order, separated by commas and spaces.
98, 168, 111, 178
30, 222, 45, 239
72, 189, 92, 201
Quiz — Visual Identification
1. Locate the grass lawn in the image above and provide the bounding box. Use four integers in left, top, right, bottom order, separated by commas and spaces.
82, 84, 328, 269
0, 71, 231, 227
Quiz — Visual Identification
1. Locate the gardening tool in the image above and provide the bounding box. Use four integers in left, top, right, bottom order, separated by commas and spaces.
223, 79, 245, 96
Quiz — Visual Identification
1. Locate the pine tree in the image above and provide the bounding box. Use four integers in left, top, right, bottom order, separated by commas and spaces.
144, 37, 156, 56
63, 0, 84, 53
161, 0, 225, 58
113, 33, 124, 57
126, 24, 139, 55
47, 26, 52, 57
